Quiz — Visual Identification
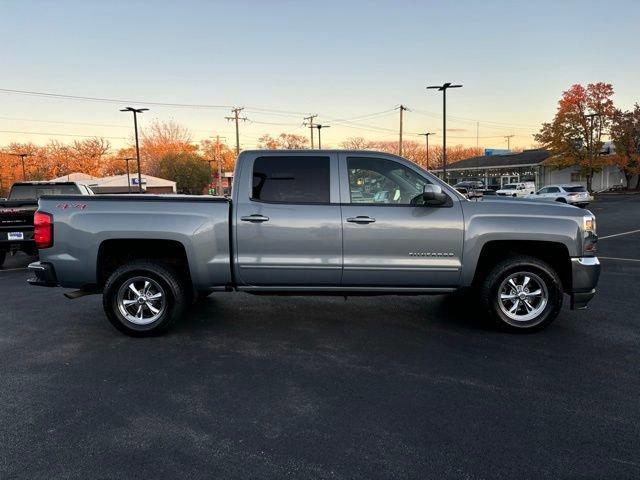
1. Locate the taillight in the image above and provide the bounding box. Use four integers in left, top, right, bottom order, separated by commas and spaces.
34, 211, 53, 249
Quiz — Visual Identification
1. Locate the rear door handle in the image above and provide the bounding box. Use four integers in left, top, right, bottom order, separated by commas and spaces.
241, 214, 270, 223
346, 216, 376, 224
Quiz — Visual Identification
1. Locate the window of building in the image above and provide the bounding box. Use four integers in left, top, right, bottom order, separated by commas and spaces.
570, 172, 583, 182
252, 156, 330, 204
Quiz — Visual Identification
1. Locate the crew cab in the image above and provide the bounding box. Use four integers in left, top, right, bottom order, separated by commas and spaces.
28, 150, 600, 336
0, 181, 92, 266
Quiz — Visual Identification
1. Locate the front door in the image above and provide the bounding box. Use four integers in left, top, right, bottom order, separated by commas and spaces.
340, 154, 464, 287
235, 153, 342, 286
501, 175, 519, 187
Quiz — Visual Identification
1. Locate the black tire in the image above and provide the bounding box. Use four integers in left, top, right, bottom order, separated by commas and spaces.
555, 197, 567, 203
102, 260, 187, 336
0, 251, 6, 267
479, 255, 563, 333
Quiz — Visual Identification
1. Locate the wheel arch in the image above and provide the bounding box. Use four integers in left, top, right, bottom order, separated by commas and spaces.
96, 239, 192, 291
469, 240, 572, 292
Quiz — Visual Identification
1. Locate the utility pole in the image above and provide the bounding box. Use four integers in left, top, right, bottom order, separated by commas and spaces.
124, 157, 135, 193
120, 107, 148, 192
418, 132, 436, 170
313, 125, 330, 149
9, 153, 32, 180
476, 121, 479, 148
225, 107, 247, 155
214, 135, 226, 195
504, 135, 515, 150
207, 160, 215, 194
303, 114, 318, 148
427, 82, 463, 181
398, 105, 408, 156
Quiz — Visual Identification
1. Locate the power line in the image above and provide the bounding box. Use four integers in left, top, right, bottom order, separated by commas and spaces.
0, 116, 130, 128
0, 129, 128, 139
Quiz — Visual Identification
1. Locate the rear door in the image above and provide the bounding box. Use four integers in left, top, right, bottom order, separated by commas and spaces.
234, 153, 342, 286
339, 154, 464, 287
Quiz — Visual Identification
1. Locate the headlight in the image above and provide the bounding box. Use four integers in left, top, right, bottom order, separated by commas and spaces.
583, 215, 596, 234
583, 215, 597, 256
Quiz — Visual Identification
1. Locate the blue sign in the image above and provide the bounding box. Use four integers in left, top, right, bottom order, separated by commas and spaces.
484, 148, 511, 156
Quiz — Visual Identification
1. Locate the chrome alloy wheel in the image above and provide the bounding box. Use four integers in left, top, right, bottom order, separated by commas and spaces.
116, 276, 166, 325
498, 272, 548, 323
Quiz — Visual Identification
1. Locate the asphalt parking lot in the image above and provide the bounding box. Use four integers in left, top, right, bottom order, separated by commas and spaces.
1, 195, 639, 479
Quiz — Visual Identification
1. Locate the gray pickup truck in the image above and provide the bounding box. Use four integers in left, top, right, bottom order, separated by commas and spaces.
28, 150, 600, 336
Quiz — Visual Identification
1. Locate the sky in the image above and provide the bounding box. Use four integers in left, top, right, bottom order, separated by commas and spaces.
1, 0, 639, 151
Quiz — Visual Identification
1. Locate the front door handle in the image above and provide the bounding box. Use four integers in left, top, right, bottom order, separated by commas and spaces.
241, 214, 270, 223
347, 216, 376, 224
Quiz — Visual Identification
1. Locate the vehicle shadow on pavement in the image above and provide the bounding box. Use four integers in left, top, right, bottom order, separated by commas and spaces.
174, 291, 494, 336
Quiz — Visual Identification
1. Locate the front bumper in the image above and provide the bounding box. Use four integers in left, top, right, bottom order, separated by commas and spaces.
570, 257, 600, 309
27, 261, 58, 287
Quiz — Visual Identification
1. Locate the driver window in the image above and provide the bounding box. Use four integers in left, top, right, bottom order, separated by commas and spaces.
347, 157, 430, 205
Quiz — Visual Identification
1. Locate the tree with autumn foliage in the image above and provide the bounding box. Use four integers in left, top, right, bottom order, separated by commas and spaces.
535, 83, 615, 191
340, 137, 482, 170
150, 152, 210, 194
257, 133, 309, 150
608, 105, 640, 189
200, 138, 236, 172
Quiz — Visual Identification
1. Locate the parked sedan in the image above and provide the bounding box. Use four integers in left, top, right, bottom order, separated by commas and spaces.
528, 184, 592, 207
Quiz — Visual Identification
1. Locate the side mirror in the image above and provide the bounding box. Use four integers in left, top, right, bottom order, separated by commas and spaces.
422, 184, 447, 205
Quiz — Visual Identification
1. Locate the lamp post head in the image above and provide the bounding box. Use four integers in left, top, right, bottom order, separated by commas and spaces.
120, 107, 149, 113
427, 83, 463, 91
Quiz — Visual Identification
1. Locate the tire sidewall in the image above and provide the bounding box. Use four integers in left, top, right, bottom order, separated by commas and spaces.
484, 258, 563, 332
104, 263, 183, 336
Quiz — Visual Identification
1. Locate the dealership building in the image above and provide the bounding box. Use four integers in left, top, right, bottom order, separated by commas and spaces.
433, 149, 628, 191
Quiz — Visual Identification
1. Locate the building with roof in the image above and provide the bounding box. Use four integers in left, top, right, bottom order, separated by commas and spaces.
49, 172, 99, 184
433, 149, 627, 191
49, 173, 177, 194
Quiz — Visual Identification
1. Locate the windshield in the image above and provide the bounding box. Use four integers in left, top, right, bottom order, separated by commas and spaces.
563, 186, 586, 192
501, 184, 517, 190
9, 184, 81, 200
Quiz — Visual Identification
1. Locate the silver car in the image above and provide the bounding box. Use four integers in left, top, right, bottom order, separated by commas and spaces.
530, 184, 591, 207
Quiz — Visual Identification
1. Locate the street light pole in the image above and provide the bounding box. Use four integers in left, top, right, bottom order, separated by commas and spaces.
427, 82, 462, 181
314, 125, 330, 148
120, 107, 149, 193
9, 153, 32, 180
418, 132, 436, 170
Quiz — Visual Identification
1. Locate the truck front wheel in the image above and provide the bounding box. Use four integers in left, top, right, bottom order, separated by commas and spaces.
480, 255, 563, 332
102, 260, 187, 336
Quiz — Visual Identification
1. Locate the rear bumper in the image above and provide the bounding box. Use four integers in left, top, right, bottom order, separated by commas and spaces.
27, 261, 58, 287
570, 257, 600, 310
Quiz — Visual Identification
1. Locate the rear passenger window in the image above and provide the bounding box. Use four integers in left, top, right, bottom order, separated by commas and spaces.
252, 156, 330, 204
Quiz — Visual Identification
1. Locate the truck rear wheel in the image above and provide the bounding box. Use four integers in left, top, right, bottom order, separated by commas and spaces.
480, 255, 563, 332
102, 260, 187, 336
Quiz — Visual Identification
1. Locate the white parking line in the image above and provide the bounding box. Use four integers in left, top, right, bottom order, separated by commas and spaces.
599, 229, 640, 240
599, 256, 640, 263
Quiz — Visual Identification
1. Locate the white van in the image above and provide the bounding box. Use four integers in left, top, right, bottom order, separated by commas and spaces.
495, 182, 536, 197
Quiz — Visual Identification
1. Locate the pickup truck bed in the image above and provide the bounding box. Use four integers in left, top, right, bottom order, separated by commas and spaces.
36, 195, 232, 290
